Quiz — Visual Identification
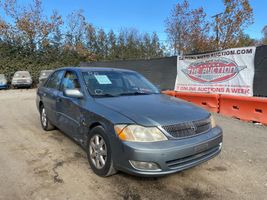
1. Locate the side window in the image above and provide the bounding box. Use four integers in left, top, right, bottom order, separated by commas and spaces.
61, 71, 81, 90
45, 70, 64, 90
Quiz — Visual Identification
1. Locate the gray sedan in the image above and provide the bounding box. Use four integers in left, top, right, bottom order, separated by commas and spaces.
38, 70, 54, 86
36, 67, 223, 177
12, 71, 32, 88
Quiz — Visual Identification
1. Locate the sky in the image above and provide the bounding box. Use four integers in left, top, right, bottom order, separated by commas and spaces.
1, 0, 266, 41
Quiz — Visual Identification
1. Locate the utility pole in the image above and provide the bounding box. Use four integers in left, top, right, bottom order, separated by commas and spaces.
212, 12, 223, 50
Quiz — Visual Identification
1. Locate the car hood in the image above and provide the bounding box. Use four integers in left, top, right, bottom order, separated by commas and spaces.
39, 76, 49, 80
95, 94, 210, 126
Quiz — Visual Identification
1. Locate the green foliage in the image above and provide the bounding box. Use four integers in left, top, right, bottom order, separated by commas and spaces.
0, 42, 81, 82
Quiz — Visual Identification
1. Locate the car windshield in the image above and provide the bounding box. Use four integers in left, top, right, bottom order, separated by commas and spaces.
14, 71, 30, 78
82, 70, 160, 97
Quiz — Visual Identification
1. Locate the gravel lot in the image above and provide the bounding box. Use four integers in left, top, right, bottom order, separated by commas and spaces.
0, 89, 266, 200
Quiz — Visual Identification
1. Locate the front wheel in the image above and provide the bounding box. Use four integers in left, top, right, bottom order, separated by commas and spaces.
87, 126, 117, 177
40, 105, 55, 131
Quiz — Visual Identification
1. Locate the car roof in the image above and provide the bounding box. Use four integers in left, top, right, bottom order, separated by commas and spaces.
41, 70, 54, 72
15, 71, 30, 73
57, 66, 136, 73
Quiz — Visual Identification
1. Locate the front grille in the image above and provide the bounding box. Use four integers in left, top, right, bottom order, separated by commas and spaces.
162, 118, 211, 138
165, 145, 220, 169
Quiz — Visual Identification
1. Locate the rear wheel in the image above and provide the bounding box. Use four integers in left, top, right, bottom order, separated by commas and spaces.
87, 126, 117, 177
40, 105, 55, 131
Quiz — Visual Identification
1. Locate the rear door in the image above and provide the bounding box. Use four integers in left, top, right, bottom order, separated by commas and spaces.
40, 70, 65, 124
56, 70, 84, 140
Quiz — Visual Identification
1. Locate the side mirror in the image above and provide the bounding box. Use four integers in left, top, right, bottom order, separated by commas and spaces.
63, 89, 83, 99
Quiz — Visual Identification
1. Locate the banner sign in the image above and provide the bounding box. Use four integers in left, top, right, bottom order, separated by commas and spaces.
175, 47, 256, 96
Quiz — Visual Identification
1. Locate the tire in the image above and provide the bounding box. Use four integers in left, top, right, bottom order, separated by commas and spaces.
87, 126, 117, 177
40, 105, 55, 131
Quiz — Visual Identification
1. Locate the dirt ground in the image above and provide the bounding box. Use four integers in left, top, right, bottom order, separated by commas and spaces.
0, 89, 266, 200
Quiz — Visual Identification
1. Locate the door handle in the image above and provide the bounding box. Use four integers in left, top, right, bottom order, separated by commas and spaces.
80, 114, 87, 126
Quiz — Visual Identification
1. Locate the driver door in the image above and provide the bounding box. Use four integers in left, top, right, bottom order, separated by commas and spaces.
56, 71, 84, 140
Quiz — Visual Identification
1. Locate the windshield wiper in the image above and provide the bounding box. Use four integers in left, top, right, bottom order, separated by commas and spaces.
94, 93, 118, 98
118, 92, 155, 96
94, 92, 158, 97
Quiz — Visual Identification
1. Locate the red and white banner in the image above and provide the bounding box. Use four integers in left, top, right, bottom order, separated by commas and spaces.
175, 46, 256, 96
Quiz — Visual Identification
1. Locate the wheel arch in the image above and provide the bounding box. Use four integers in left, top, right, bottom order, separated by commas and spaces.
39, 101, 44, 113
89, 121, 104, 132
86, 120, 114, 142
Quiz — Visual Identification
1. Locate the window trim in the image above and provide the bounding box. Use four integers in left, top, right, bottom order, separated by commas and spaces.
44, 70, 65, 90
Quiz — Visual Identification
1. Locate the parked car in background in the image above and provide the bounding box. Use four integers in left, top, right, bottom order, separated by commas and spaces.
38, 70, 54, 86
11, 71, 32, 88
36, 67, 223, 177
0, 74, 8, 89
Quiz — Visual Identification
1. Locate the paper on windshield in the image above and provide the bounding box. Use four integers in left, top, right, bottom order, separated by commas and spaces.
94, 75, 112, 84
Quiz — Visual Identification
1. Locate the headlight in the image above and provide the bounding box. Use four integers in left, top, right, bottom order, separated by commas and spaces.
26, 79, 31, 83
210, 116, 216, 128
114, 124, 168, 142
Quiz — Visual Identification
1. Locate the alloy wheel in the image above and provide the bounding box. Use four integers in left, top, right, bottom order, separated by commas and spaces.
41, 108, 47, 127
89, 134, 107, 169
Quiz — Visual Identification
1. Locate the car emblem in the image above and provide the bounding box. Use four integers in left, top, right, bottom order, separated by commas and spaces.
190, 123, 197, 132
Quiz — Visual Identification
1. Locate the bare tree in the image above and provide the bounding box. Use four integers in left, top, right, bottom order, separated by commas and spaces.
217, 0, 254, 49
1, 0, 63, 51
165, 0, 211, 54
65, 9, 86, 49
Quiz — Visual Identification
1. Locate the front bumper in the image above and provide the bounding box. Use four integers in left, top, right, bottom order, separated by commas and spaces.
12, 83, 32, 87
114, 126, 223, 177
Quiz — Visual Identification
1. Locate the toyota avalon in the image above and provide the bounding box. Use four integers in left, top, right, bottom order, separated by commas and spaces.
36, 67, 223, 177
